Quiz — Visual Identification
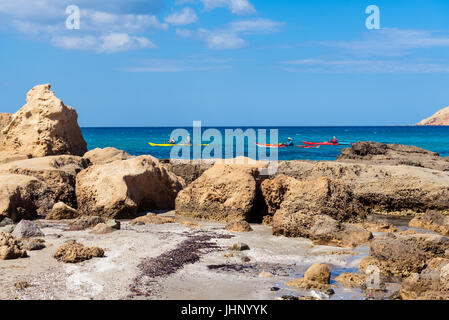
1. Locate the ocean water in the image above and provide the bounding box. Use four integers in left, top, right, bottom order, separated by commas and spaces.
82, 126, 449, 161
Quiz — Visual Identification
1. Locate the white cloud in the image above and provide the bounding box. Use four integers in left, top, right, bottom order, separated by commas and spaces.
122, 57, 232, 72
281, 58, 449, 73
322, 28, 449, 57
201, 0, 256, 16
201, 31, 246, 49
0, 0, 165, 52
52, 33, 156, 53
176, 28, 193, 37
165, 7, 198, 26
197, 18, 284, 50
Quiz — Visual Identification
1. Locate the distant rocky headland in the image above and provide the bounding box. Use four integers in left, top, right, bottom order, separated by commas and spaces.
1, 84, 449, 300
417, 106, 449, 126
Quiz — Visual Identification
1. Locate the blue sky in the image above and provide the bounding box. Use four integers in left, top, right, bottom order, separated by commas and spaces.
1, 0, 449, 126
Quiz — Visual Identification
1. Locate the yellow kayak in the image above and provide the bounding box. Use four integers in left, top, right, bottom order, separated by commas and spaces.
148, 142, 208, 147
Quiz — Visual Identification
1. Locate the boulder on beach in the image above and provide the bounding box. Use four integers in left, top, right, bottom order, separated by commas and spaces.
276, 158, 449, 215
409, 211, 449, 236
262, 175, 363, 222
0, 155, 89, 209
175, 158, 267, 222
273, 213, 372, 247
83, 147, 134, 165
130, 213, 175, 225
76, 155, 185, 219
11, 220, 44, 239
400, 258, 449, 300
163, 159, 215, 185
360, 232, 449, 278
46, 202, 80, 220
286, 263, 331, 291
0, 231, 27, 260
0, 84, 87, 157
54, 241, 104, 263
69, 216, 105, 229
0, 174, 53, 222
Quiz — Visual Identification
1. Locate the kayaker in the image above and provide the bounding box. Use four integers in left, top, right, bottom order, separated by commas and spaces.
329, 136, 338, 144
168, 137, 175, 144
286, 137, 294, 147
185, 135, 192, 145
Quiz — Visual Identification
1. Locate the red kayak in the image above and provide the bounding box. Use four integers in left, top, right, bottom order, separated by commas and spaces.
302, 140, 338, 146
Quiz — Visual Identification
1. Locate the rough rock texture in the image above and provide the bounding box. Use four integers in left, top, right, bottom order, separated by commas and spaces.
11, 220, 44, 238
261, 175, 363, 222
0, 151, 30, 165
0, 155, 89, 209
0, 231, 27, 260
130, 213, 175, 225
0, 84, 87, 157
409, 211, 449, 236
400, 258, 449, 299
76, 155, 185, 219
335, 273, 365, 288
417, 106, 449, 126
90, 223, 116, 234
54, 241, 104, 263
21, 238, 45, 251
83, 147, 134, 165
260, 174, 370, 247
361, 232, 449, 278
225, 220, 253, 232
273, 212, 372, 247
175, 159, 267, 222
45, 202, 80, 220
276, 157, 449, 215
305, 263, 331, 284
0, 174, 53, 222
162, 159, 215, 185
69, 216, 105, 229
286, 264, 331, 291
0, 113, 12, 131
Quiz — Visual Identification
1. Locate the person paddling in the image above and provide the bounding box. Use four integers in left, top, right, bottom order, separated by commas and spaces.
168, 136, 175, 144
329, 136, 338, 144
279, 137, 294, 147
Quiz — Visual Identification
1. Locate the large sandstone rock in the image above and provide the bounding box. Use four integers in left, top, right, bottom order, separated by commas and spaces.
54, 241, 104, 263
261, 175, 363, 222
261, 174, 369, 247
286, 263, 331, 291
175, 158, 267, 222
417, 106, 449, 126
273, 213, 372, 247
0, 84, 87, 157
0, 231, 27, 260
400, 258, 449, 299
337, 141, 448, 171
276, 159, 449, 215
163, 159, 215, 185
0, 174, 53, 222
46, 202, 80, 220
409, 211, 449, 236
361, 232, 449, 278
83, 147, 134, 165
76, 156, 185, 219
0, 155, 89, 208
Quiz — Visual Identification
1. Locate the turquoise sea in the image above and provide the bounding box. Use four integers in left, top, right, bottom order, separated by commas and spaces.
82, 126, 449, 161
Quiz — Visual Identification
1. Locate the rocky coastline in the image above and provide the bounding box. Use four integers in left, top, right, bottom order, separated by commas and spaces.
1, 84, 449, 300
